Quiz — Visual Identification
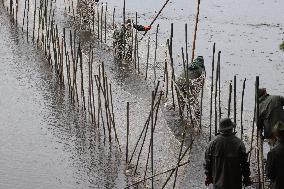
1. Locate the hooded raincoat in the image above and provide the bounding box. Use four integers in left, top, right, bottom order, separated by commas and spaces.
258, 95, 284, 138
204, 133, 250, 189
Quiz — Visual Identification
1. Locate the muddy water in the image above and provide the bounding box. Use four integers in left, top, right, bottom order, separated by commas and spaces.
104, 0, 284, 188
1, 0, 283, 188
106, 0, 284, 110
0, 10, 129, 189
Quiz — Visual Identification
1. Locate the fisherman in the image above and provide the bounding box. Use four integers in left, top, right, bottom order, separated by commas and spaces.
176, 56, 205, 119
266, 121, 284, 189
204, 118, 251, 189
258, 88, 284, 147
113, 19, 151, 60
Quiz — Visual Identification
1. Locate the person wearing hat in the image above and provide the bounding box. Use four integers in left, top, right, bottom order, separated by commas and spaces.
266, 121, 284, 189
258, 88, 284, 146
113, 19, 151, 60
204, 118, 251, 189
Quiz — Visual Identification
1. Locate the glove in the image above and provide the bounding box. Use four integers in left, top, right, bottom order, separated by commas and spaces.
243, 177, 252, 187
144, 26, 151, 31
205, 176, 213, 186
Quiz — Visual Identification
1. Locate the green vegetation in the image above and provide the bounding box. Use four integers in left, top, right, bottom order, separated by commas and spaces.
280, 41, 284, 51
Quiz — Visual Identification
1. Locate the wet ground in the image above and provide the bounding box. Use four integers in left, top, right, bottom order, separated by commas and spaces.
104, 0, 284, 188
0, 1, 184, 188
1, 0, 283, 188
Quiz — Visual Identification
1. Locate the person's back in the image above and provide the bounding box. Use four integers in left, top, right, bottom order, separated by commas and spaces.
206, 134, 243, 189
204, 118, 251, 189
266, 121, 284, 189
259, 92, 284, 139
176, 56, 205, 119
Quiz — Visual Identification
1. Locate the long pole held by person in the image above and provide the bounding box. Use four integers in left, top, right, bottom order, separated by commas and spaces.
191, 0, 201, 62
141, 0, 171, 39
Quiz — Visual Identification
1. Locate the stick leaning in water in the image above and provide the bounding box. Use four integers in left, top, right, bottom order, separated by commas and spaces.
141, 0, 171, 39
125, 160, 190, 188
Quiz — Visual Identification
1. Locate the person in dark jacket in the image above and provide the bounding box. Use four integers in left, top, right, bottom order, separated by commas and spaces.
258, 88, 284, 146
176, 56, 205, 120
113, 19, 151, 60
266, 121, 284, 189
204, 118, 251, 189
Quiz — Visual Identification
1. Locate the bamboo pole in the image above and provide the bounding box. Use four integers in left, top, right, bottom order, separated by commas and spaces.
161, 140, 194, 188
126, 101, 130, 163
153, 24, 159, 84
141, 0, 171, 38
145, 37, 150, 80
199, 77, 205, 129
191, 0, 201, 62
172, 132, 186, 188
240, 78, 246, 140
150, 91, 155, 188
209, 43, 215, 141
227, 81, 232, 118
233, 75, 237, 125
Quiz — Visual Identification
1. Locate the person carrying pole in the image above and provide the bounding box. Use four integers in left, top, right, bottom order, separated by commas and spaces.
266, 121, 284, 189
257, 88, 284, 147
204, 118, 252, 189
113, 19, 151, 61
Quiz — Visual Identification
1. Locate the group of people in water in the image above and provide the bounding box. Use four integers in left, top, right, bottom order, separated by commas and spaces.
205, 90, 284, 189
112, 19, 284, 189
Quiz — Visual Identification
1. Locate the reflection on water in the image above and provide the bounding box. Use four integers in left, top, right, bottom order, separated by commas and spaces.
0, 9, 129, 189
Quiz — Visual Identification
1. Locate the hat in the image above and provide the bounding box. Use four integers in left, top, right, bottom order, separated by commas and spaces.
193, 56, 204, 68
258, 88, 267, 98
272, 121, 284, 134
219, 118, 236, 132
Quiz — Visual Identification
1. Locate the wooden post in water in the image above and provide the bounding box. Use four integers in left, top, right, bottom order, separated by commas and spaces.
218, 51, 221, 120
255, 76, 264, 189
9, 0, 13, 15
104, 4, 107, 43
134, 12, 138, 69
191, 0, 201, 62
126, 102, 130, 164
15, 0, 18, 26
32, 0, 36, 43
122, 0, 126, 57
199, 77, 205, 130
255, 76, 261, 189
209, 43, 215, 141
240, 78, 246, 140
169, 24, 176, 109
97, 6, 100, 40
161, 141, 194, 188
233, 75, 237, 126
145, 37, 150, 80
153, 24, 159, 84
172, 131, 186, 188
100, 5, 103, 44
150, 91, 155, 189
112, 8, 115, 29
26, 0, 30, 42
214, 52, 219, 135
22, 0, 27, 31
227, 81, 232, 118
185, 24, 189, 68
109, 83, 122, 152
141, 0, 171, 38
